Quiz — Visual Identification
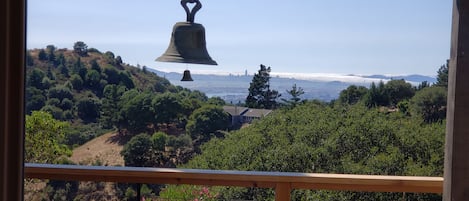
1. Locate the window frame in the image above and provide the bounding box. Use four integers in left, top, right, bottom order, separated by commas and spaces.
2, 0, 469, 200
1, 0, 26, 200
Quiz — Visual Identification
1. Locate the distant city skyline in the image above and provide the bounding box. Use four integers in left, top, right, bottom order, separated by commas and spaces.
27, 0, 452, 76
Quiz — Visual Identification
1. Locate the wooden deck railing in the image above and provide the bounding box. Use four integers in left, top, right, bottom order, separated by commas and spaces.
24, 163, 443, 200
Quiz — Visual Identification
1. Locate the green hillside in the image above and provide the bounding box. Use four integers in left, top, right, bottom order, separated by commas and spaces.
25, 42, 228, 147
24, 42, 448, 200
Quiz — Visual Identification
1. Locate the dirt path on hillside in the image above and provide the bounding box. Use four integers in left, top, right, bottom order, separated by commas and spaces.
70, 132, 125, 166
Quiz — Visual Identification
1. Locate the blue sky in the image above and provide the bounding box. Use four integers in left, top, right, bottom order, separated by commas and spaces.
27, 0, 452, 77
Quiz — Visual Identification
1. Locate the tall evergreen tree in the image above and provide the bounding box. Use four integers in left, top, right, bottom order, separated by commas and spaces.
364, 81, 388, 107
72, 57, 83, 74
90, 59, 101, 74
27, 68, 45, 89
46, 45, 56, 64
56, 53, 66, 67
38, 49, 48, 61
436, 59, 449, 88
281, 84, 305, 108
245, 64, 280, 109
100, 85, 124, 129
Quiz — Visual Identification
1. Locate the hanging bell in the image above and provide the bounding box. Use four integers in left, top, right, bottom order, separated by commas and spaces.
156, 0, 217, 65
181, 70, 194, 81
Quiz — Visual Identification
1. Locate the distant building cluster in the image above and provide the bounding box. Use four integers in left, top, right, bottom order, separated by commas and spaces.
223, 106, 272, 127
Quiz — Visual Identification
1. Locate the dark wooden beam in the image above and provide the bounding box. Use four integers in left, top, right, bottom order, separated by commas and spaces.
444, 0, 469, 200
0, 0, 26, 200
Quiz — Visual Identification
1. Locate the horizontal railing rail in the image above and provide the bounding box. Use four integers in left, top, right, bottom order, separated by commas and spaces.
24, 163, 443, 200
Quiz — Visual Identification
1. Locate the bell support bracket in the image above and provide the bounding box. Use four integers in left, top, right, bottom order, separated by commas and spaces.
181, 0, 202, 23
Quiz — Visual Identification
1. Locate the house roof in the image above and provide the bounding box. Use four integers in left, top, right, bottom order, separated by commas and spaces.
243, 108, 273, 118
223, 106, 249, 116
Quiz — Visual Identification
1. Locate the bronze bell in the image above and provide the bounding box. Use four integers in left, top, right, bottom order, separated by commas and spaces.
181, 70, 194, 81
156, 0, 217, 65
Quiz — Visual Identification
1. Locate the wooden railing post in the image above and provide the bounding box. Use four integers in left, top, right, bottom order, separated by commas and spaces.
136, 183, 142, 201
275, 182, 291, 201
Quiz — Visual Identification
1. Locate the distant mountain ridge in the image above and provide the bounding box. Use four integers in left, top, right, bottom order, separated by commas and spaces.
148, 69, 436, 103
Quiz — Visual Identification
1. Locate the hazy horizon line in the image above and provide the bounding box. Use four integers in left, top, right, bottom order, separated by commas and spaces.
152, 68, 436, 84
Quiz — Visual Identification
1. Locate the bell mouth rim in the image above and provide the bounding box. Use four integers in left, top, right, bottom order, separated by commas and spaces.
156, 56, 217, 66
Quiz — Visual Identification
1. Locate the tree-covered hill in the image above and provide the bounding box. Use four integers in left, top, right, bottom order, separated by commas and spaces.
25, 42, 227, 147
184, 102, 445, 200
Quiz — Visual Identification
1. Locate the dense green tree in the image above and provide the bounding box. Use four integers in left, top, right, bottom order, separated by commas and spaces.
90, 59, 101, 74
46, 98, 61, 108
60, 98, 74, 111
100, 84, 125, 129
41, 77, 54, 89
183, 89, 208, 102
27, 68, 45, 89
103, 67, 120, 85
41, 105, 64, 120
104, 51, 116, 65
119, 91, 155, 134
417, 81, 431, 90
70, 74, 84, 90
56, 53, 66, 67
153, 79, 170, 93
85, 69, 101, 89
76, 97, 101, 122
152, 93, 184, 126
119, 71, 135, 89
25, 87, 46, 114
121, 132, 175, 168
245, 64, 280, 109
180, 96, 203, 118
207, 97, 226, 106
338, 85, 368, 105
115, 55, 123, 65
435, 60, 449, 88
78, 66, 88, 81
397, 100, 410, 116
58, 64, 69, 77
186, 105, 230, 145
364, 81, 388, 107
121, 133, 154, 167
46, 45, 56, 64
25, 111, 71, 163
409, 86, 447, 123
48, 85, 74, 101
73, 41, 88, 56
151, 132, 168, 151
38, 49, 48, 61
384, 79, 415, 106
46, 66, 56, 80
72, 57, 84, 74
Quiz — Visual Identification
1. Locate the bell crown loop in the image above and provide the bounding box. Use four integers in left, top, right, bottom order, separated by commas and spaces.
181, 0, 202, 23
